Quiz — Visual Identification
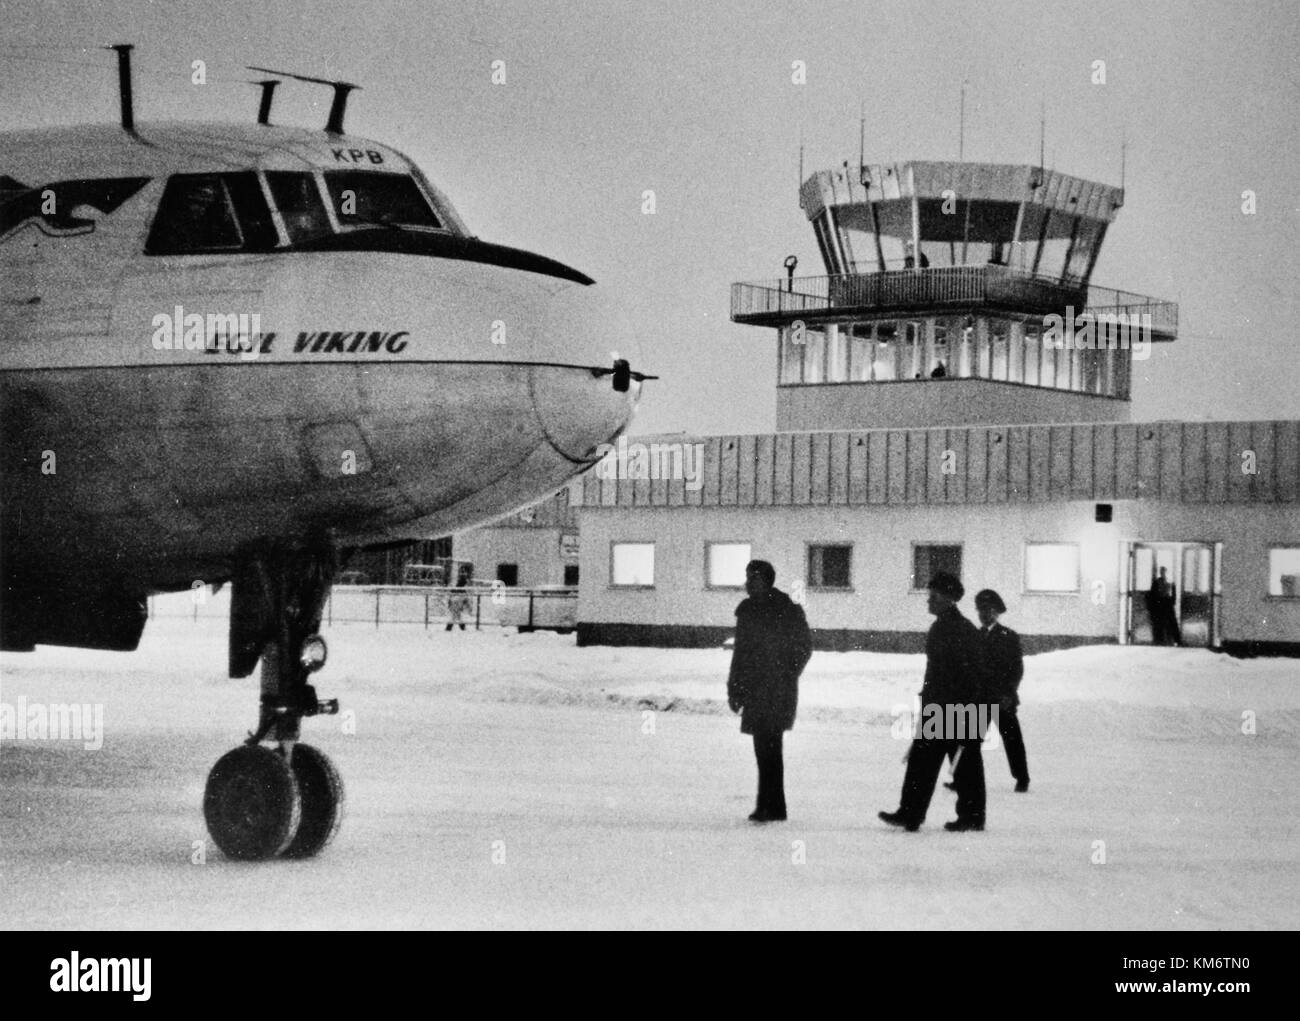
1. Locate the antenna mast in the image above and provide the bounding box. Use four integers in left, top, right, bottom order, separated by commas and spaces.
859, 100, 865, 170
254, 80, 280, 125
1039, 99, 1046, 171
248, 66, 360, 134
106, 43, 135, 135
959, 78, 968, 160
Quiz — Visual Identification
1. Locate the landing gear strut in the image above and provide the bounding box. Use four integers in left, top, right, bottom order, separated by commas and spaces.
203, 542, 344, 861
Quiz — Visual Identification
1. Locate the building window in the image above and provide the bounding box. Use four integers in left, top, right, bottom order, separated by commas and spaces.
803, 326, 826, 383
563, 564, 580, 587
826, 324, 848, 382
1024, 542, 1080, 593
1268, 547, 1300, 598
780, 325, 803, 384
1039, 330, 1056, 390
903, 321, 923, 379
873, 322, 897, 380
496, 563, 519, 587
1023, 323, 1041, 386
929, 320, 950, 378
611, 542, 655, 587
990, 321, 1009, 380
957, 319, 976, 377
1055, 335, 1073, 389
706, 542, 752, 589
975, 319, 992, 378
912, 543, 962, 590
849, 324, 872, 381
808, 544, 853, 590
1008, 322, 1025, 382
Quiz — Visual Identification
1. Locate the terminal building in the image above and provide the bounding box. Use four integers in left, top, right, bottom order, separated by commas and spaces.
458, 158, 1299, 655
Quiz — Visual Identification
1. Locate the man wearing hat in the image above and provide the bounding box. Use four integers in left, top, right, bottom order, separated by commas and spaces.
879, 571, 987, 832
975, 589, 1029, 792
727, 559, 813, 822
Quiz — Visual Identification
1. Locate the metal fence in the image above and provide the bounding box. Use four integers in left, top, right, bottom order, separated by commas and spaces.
148, 585, 579, 633
731, 266, 1176, 336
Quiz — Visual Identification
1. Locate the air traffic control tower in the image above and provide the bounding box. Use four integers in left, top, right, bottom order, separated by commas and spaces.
730, 161, 1178, 430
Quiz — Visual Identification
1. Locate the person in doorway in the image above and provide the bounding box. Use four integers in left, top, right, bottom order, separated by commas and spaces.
1149, 567, 1182, 646
727, 560, 813, 823
1156, 567, 1182, 646
879, 572, 987, 832
1144, 574, 1165, 645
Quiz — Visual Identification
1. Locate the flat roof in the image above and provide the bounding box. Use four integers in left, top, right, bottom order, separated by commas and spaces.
801, 161, 1124, 225
577, 420, 1299, 509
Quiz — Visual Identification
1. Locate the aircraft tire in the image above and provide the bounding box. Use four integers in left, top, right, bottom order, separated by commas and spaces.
204, 745, 303, 861
281, 744, 344, 859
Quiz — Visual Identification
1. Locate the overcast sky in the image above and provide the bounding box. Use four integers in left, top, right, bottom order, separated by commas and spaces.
4, 0, 1296, 434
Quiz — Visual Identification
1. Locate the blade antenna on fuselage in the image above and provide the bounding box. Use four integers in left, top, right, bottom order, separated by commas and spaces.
247, 66, 360, 134
252, 79, 280, 125
105, 43, 136, 136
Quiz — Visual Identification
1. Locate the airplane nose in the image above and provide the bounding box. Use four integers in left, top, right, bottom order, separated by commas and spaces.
529, 283, 644, 462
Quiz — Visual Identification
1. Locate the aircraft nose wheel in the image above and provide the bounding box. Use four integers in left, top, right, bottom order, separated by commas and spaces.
283, 743, 344, 859
204, 745, 303, 861
212, 541, 344, 861
204, 743, 344, 860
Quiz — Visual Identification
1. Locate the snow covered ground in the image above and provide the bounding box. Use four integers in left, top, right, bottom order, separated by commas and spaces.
1, 598, 1297, 930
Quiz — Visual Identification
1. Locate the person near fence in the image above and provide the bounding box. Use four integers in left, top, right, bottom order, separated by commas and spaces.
445, 565, 473, 631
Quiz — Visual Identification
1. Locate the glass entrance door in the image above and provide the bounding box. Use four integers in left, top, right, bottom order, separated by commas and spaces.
1123, 541, 1219, 648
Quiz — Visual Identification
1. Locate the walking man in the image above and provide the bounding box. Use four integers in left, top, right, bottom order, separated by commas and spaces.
879, 572, 987, 832
727, 560, 813, 823
974, 589, 1029, 792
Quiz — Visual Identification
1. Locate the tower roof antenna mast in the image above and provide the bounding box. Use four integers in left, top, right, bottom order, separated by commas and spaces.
959, 78, 968, 161
1039, 98, 1046, 172
859, 99, 865, 171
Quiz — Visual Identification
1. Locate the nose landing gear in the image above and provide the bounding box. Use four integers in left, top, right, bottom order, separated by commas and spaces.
203, 542, 345, 861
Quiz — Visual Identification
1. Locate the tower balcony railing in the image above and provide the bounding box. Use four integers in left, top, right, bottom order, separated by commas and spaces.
731, 265, 1178, 339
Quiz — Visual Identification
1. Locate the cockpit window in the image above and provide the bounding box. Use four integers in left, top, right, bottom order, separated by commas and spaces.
265, 171, 332, 244
323, 171, 442, 230
146, 172, 275, 254
147, 174, 241, 253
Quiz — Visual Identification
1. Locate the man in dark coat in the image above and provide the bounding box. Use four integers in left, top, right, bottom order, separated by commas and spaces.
975, 589, 1029, 792
727, 560, 813, 822
879, 572, 987, 832
1153, 567, 1183, 646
